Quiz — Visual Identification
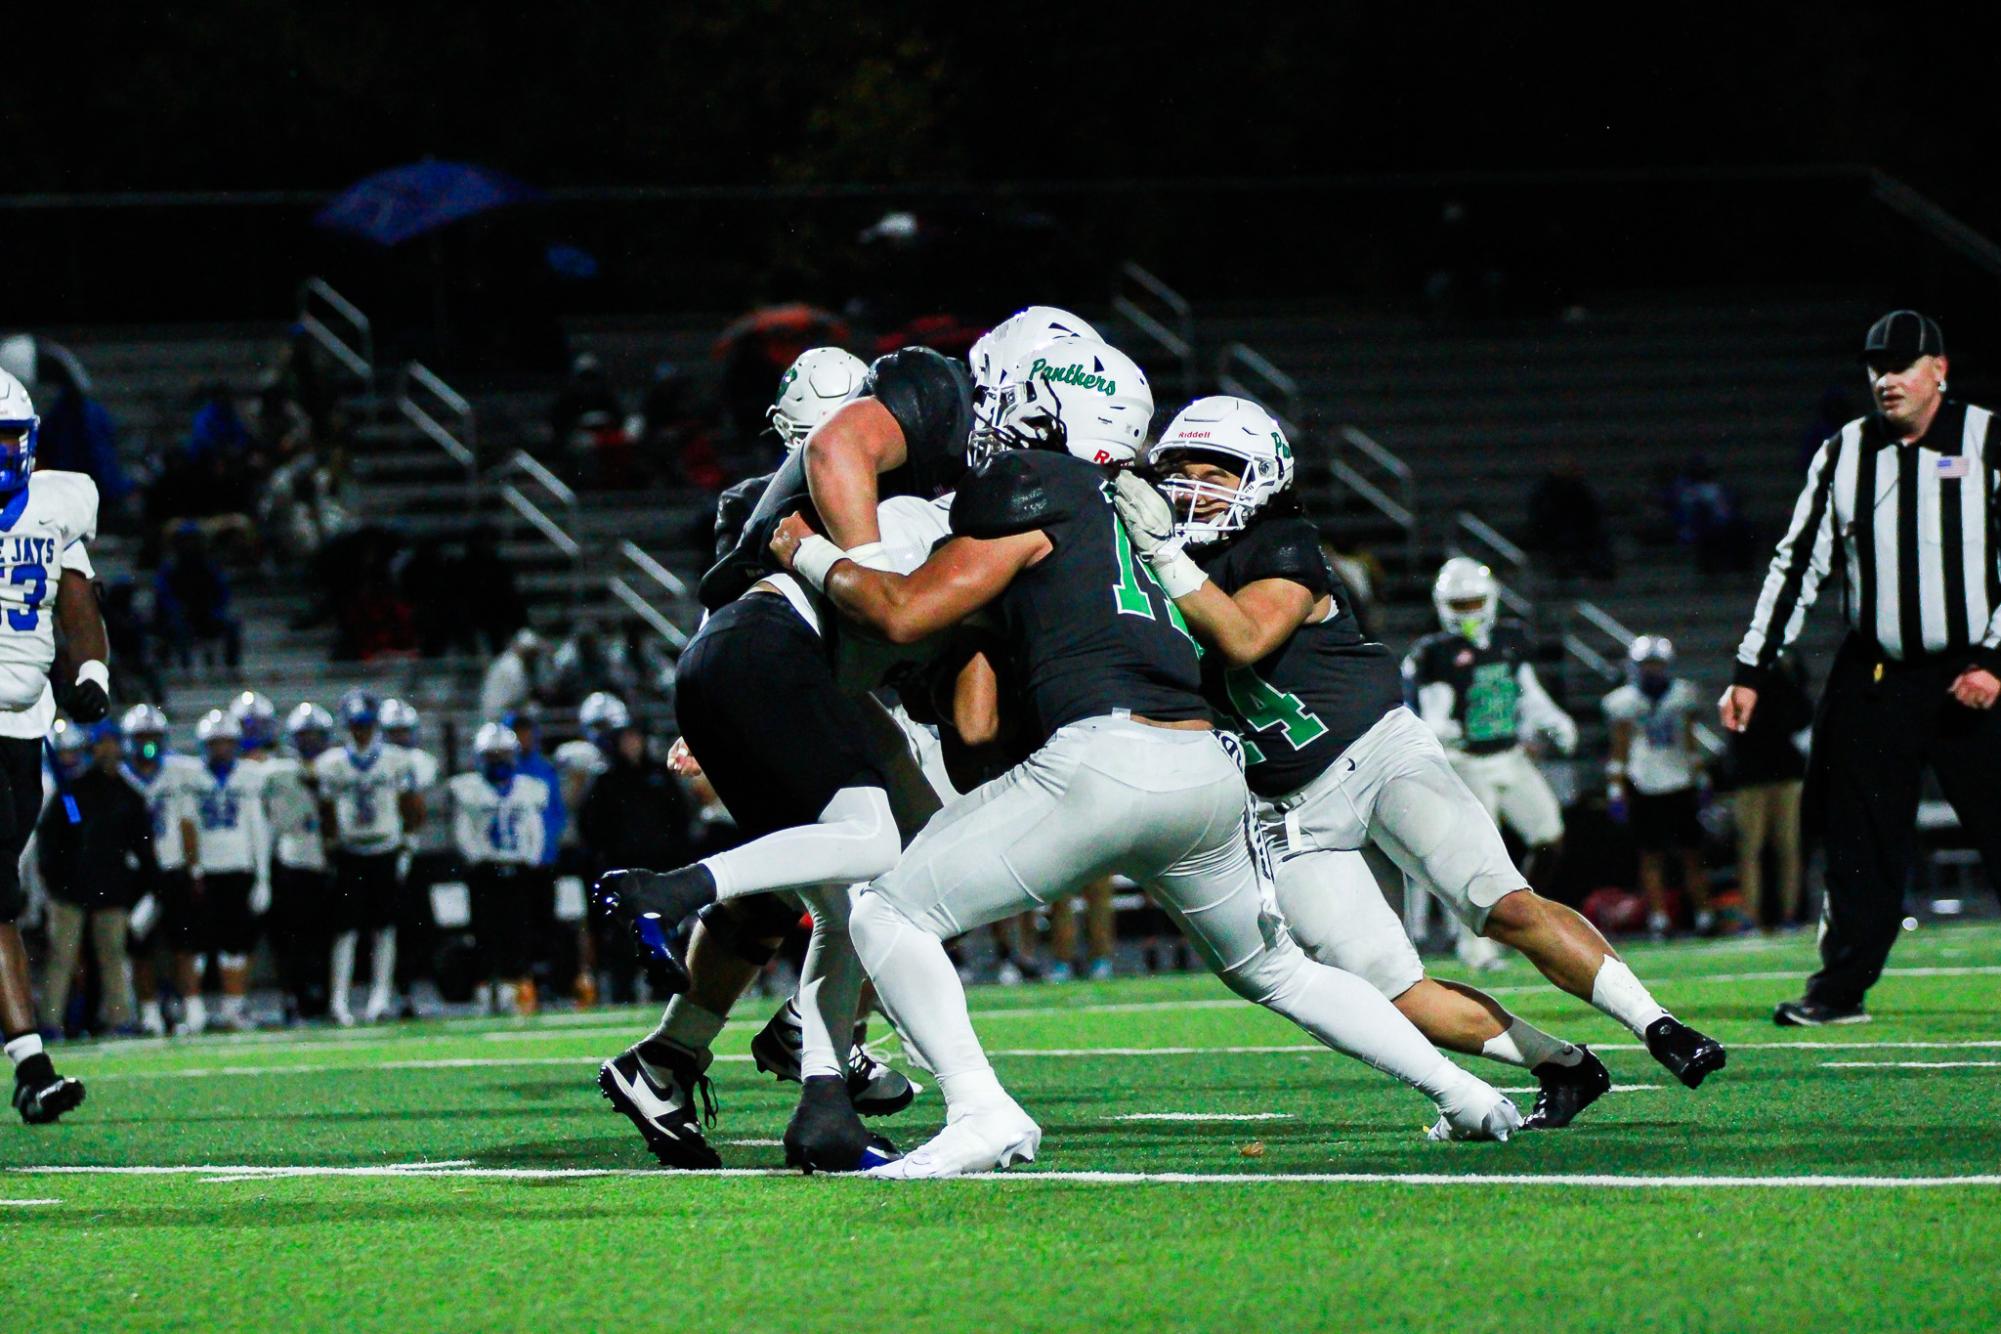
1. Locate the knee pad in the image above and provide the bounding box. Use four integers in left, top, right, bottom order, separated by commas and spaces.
1217, 937, 1309, 1010
696, 897, 797, 966
815, 786, 903, 884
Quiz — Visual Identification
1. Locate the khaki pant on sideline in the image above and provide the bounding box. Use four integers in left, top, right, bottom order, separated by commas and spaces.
1735, 780, 1803, 925
42, 900, 136, 1030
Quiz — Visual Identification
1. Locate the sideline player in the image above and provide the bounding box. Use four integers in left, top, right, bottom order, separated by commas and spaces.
121, 704, 205, 1034
1605, 637, 1713, 938
263, 703, 334, 1022
1406, 557, 1578, 967
450, 722, 550, 1010
0, 367, 107, 1120
188, 708, 270, 1031
768, 338, 1519, 1176
1119, 395, 1725, 1096
316, 691, 423, 1025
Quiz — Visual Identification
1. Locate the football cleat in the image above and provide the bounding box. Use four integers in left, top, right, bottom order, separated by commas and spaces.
597, 1043, 721, 1169
14, 1072, 85, 1125
591, 870, 700, 996
1521, 1048, 1612, 1130
783, 1075, 902, 1174
1645, 1016, 1728, 1088
749, 998, 921, 1117
867, 1103, 1042, 1179
1427, 1086, 1522, 1142
1773, 998, 1871, 1028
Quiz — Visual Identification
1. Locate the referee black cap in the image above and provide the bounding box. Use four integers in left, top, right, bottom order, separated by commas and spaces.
1861, 309, 1945, 366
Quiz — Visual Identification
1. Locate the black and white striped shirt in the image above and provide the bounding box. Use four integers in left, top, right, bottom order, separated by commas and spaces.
1735, 400, 2001, 682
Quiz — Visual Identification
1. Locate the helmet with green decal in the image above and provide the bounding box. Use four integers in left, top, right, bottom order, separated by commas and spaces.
1147, 396, 1296, 546
973, 336, 1152, 467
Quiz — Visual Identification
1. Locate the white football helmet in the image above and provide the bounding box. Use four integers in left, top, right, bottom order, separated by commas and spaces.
578, 690, 630, 735
1433, 557, 1499, 644
196, 708, 243, 744
976, 337, 1153, 467
968, 306, 1101, 438
286, 702, 334, 736
1628, 634, 1675, 668
0, 368, 39, 496
474, 721, 522, 759
1148, 396, 1296, 546
121, 703, 169, 741
767, 347, 867, 450
379, 697, 420, 739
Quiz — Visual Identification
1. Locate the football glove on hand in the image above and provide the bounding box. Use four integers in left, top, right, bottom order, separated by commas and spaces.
1112, 471, 1176, 557
60, 661, 110, 724
592, 870, 692, 996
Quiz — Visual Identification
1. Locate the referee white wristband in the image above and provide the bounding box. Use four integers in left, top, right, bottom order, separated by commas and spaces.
792, 536, 850, 592
76, 660, 110, 691
1148, 541, 1209, 600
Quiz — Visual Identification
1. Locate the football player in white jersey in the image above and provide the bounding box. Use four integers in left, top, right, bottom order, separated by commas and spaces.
188, 709, 271, 1031
1604, 636, 1714, 938
120, 704, 206, 1035
315, 690, 424, 1025
1405, 558, 1579, 969
262, 703, 333, 1022
0, 368, 109, 1120
227, 690, 279, 764
381, 697, 445, 1013
450, 723, 552, 1012
1117, 394, 1725, 1107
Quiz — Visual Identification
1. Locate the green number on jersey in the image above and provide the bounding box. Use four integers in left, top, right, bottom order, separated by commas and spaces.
1224, 666, 1329, 751
1462, 662, 1521, 744
1110, 517, 1156, 619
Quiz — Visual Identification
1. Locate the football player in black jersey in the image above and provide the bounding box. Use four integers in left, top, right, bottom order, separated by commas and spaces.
774, 336, 1518, 1177
1118, 396, 1727, 1099
598, 314, 1096, 1172
1404, 557, 1579, 966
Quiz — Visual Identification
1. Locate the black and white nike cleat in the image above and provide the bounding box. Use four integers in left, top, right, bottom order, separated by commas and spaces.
1521, 1047, 1612, 1130
1773, 998, 1871, 1027
1645, 1017, 1728, 1089
783, 1075, 901, 1174
750, 998, 920, 1117
597, 1042, 720, 1169
13, 1072, 85, 1125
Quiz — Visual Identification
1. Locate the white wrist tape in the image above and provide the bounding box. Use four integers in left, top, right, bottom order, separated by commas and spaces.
792, 536, 849, 591
76, 660, 110, 691
845, 541, 891, 571
1149, 542, 1209, 600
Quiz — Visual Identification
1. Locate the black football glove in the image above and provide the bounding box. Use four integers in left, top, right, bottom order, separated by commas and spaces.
59, 676, 109, 724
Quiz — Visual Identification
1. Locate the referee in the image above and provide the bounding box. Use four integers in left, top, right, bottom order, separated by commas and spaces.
1721, 309, 2001, 1026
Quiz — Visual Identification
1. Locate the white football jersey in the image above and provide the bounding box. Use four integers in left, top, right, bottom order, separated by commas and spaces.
395, 744, 446, 851
260, 754, 326, 871
314, 743, 416, 853
190, 759, 269, 874
0, 470, 97, 722
448, 770, 550, 866
1602, 679, 1702, 795
126, 754, 206, 871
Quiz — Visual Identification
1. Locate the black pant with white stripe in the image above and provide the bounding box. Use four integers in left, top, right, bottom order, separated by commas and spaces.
1806, 635, 2001, 1008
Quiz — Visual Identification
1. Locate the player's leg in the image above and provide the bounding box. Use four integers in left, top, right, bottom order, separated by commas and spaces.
1637, 843, 1672, 938
363, 853, 398, 1023
1772, 780, 1804, 925
1355, 710, 1725, 1087
93, 908, 136, 1032
329, 852, 362, 1027
1275, 845, 1606, 1128
1497, 749, 1566, 893
175, 876, 208, 1034
40, 899, 85, 1033
781, 880, 901, 1171
0, 737, 83, 1122
1736, 782, 1772, 927
213, 873, 255, 1030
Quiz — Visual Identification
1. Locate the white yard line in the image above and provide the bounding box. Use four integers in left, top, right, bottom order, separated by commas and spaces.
0, 1198, 61, 1206
14, 1164, 2001, 1189
1823, 1061, 2001, 1069
1117, 1112, 1294, 1122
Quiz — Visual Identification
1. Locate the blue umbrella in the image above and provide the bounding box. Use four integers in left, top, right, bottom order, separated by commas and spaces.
315, 160, 541, 247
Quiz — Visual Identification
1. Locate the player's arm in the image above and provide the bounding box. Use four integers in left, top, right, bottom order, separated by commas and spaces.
1606, 718, 1634, 799
952, 652, 1003, 747
450, 787, 481, 862
773, 517, 1048, 645
1171, 577, 1317, 668
53, 569, 111, 722
802, 398, 909, 549
1516, 662, 1578, 753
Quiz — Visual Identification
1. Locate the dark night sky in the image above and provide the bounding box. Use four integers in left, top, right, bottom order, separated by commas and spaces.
6, 6, 1994, 218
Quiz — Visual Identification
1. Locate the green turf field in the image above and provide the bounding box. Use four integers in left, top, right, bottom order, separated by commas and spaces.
9, 923, 2001, 1333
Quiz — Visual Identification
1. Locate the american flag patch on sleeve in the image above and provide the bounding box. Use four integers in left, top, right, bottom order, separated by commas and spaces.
1939, 455, 1971, 479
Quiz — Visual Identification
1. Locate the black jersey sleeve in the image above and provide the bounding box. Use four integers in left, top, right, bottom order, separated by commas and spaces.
950, 452, 1072, 539
1492, 620, 1533, 660
1237, 517, 1334, 596
1406, 632, 1451, 685
861, 348, 973, 497
713, 471, 774, 559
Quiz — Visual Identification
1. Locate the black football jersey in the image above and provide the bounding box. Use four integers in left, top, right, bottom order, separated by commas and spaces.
699, 347, 974, 609
1404, 622, 1535, 756
1194, 514, 1404, 798
950, 450, 1208, 747
713, 471, 773, 560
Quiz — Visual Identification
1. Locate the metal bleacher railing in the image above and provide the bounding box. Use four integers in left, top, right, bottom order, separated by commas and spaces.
1568, 598, 1726, 759
1446, 510, 1533, 618
1112, 261, 1196, 401
296, 277, 376, 410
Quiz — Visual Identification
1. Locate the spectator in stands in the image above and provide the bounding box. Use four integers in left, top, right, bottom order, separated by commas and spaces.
481, 629, 545, 720
259, 327, 336, 440
154, 523, 244, 675
550, 353, 631, 487
460, 524, 528, 656
607, 617, 675, 702
331, 525, 417, 662
260, 428, 354, 572
636, 361, 726, 488
1526, 455, 1616, 580
548, 626, 617, 705
188, 382, 257, 460
1666, 455, 1754, 575
37, 723, 154, 1037
21, 344, 136, 512
100, 576, 164, 706
1728, 650, 1812, 930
